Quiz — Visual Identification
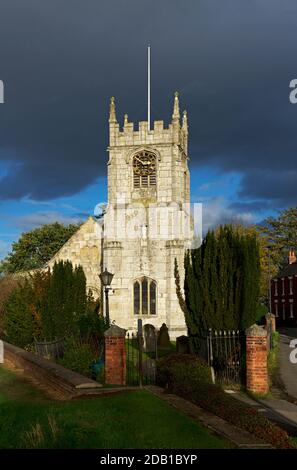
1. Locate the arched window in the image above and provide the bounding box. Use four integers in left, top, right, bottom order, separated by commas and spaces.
133, 277, 157, 315
134, 281, 140, 315
150, 281, 156, 315
133, 151, 156, 188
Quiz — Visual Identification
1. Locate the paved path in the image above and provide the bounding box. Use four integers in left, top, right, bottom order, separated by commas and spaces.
229, 391, 297, 436
228, 328, 297, 437
278, 327, 297, 400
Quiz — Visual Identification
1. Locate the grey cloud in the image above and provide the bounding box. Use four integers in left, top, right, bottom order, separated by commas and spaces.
8, 211, 84, 230
228, 200, 275, 213
202, 196, 255, 234
238, 170, 297, 207
0, 0, 297, 207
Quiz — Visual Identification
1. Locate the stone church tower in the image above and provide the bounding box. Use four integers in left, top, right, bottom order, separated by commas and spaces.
103, 92, 193, 339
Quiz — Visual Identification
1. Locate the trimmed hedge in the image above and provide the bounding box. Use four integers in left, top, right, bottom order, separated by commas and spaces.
156, 354, 293, 449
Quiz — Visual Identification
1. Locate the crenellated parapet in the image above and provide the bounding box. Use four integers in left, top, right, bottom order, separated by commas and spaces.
108, 93, 188, 155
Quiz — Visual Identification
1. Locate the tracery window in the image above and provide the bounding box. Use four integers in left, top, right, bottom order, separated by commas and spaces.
133, 277, 157, 315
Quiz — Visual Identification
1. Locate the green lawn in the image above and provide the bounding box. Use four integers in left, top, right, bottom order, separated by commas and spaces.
0, 366, 229, 449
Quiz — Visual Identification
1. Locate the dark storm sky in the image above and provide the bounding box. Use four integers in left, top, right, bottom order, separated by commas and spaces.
0, 0, 297, 208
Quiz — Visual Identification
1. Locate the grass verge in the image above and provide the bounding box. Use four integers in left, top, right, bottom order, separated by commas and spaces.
0, 366, 228, 449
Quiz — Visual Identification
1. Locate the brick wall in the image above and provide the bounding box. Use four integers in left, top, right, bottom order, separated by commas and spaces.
271, 274, 297, 325
104, 325, 126, 385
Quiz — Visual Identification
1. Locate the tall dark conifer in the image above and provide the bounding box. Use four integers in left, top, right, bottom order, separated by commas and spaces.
43, 260, 87, 340
175, 224, 261, 346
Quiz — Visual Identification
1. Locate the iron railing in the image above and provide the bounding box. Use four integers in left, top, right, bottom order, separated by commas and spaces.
34, 338, 64, 359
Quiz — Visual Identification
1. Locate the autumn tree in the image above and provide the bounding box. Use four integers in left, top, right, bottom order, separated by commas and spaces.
259, 206, 297, 270
0, 222, 81, 274
228, 223, 278, 303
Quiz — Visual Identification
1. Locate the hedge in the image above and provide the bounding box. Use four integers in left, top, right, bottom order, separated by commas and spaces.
156, 354, 293, 449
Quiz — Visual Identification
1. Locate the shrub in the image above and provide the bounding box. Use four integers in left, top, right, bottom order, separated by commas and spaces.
268, 331, 280, 387
157, 354, 212, 388
156, 354, 293, 449
43, 261, 87, 340
3, 282, 36, 348
1, 262, 107, 363
0, 275, 19, 337
78, 298, 108, 343
256, 303, 268, 323
59, 337, 96, 377
272, 331, 279, 349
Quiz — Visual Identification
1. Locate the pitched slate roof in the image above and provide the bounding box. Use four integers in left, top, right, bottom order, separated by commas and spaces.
276, 262, 297, 278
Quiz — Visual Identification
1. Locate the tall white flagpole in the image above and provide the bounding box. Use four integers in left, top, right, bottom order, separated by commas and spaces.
148, 45, 150, 131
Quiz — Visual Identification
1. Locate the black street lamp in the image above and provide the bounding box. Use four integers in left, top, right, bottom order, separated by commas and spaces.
99, 268, 114, 325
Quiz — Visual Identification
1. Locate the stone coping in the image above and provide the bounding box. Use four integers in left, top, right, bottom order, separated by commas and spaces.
3, 341, 102, 398
104, 324, 127, 337
246, 323, 267, 337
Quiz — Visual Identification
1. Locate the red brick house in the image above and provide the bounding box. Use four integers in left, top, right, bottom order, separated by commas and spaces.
271, 250, 297, 326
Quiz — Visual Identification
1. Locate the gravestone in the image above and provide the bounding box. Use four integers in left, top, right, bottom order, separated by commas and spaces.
157, 323, 170, 349
144, 324, 156, 352
176, 335, 190, 354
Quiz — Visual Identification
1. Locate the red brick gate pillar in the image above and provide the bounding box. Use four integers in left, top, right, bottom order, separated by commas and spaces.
245, 324, 269, 395
104, 325, 127, 386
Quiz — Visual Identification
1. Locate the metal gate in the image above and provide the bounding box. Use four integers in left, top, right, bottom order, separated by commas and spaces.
126, 331, 157, 386
195, 329, 245, 385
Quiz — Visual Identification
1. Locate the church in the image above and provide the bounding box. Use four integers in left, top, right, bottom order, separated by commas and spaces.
47, 92, 193, 339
